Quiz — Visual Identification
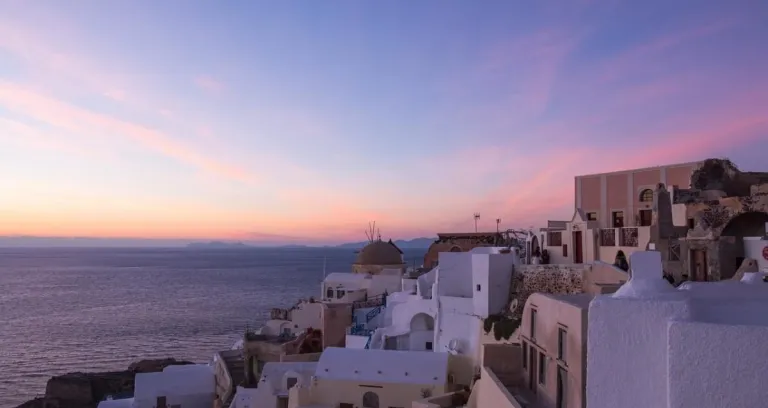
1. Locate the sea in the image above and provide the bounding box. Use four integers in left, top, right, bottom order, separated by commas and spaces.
0, 247, 426, 406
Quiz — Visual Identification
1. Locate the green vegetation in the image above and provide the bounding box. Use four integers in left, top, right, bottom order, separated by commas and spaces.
483, 314, 521, 341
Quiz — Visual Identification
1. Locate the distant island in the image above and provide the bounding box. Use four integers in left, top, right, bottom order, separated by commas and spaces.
186, 241, 250, 249
334, 237, 435, 250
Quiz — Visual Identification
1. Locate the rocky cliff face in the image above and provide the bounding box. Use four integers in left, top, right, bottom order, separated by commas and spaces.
15, 358, 195, 408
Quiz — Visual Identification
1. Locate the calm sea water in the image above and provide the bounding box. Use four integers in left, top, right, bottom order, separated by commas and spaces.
0, 247, 425, 406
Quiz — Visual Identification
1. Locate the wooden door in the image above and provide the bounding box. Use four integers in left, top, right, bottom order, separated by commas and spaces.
572, 231, 583, 263
691, 249, 708, 281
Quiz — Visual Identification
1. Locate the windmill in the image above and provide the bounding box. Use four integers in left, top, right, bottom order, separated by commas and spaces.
364, 221, 381, 243
473, 213, 480, 233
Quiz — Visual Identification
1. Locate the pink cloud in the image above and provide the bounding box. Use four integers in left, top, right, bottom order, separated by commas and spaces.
0, 82, 257, 184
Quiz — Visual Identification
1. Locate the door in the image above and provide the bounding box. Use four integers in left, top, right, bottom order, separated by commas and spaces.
691, 249, 708, 281
156, 396, 167, 408
572, 231, 583, 264
639, 209, 653, 226
277, 397, 289, 408
528, 348, 537, 393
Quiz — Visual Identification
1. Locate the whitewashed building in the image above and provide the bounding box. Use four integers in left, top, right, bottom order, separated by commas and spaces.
587, 250, 768, 408
346, 247, 517, 385
231, 362, 317, 408
97, 364, 215, 408
288, 347, 455, 408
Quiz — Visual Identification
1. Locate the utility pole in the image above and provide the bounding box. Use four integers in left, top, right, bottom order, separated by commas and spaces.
474, 213, 480, 233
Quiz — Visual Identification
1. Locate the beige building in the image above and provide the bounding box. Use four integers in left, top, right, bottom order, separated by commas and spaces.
543, 161, 704, 266
288, 347, 457, 408
474, 293, 592, 408
352, 239, 407, 274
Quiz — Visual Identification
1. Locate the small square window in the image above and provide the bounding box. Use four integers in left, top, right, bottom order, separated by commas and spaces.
476, 284, 481, 291
538, 352, 546, 385
586, 212, 597, 221
426, 341, 433, 350
557, 328, 567, 362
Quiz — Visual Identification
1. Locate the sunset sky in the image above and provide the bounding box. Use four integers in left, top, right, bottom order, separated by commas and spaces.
1, 0, 767, 245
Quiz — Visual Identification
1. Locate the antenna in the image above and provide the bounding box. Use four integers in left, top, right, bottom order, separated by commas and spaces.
473, 213, 480, 233
322, 255, 327, 280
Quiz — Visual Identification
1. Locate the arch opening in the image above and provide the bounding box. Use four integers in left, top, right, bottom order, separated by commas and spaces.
363, 391, 380, 408
719, 211, 768, 279
410, 313, 435, 331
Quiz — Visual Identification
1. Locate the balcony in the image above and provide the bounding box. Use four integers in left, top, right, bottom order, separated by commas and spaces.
619, 227, 639, 247
270, 308, 291, 321
347, 323, 374, 336
599, 229, 616, 247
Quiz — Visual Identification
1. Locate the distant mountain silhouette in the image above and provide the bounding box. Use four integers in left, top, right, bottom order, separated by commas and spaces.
186, 241, 250, 249
335, 237, 435, 249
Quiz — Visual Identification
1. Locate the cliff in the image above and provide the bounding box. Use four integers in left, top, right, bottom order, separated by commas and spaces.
15, 358, 195, 408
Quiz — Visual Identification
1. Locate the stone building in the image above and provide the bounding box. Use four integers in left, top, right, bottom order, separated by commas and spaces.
423, 232, 506, 268
351, 239, 406, 274
651, 159, 768, 281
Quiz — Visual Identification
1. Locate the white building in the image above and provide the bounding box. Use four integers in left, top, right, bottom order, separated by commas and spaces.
322, 270, 402, 304
287, 347, 455, 408
231, 362, 317, 408
97, 364, 215, 408
587, 250, 768, 408
346, 247, 517, 385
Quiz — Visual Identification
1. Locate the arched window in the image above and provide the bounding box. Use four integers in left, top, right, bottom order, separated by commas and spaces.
363, 391, 380, 408
325, 287, 333, 299
639, 189, 654, 202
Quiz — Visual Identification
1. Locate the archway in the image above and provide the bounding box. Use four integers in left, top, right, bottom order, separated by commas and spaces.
614, 250, 628, 272
719, 211, 768, 279
410, 313, 435, 331
449, 245, 462, 252
363, 391, 380, 408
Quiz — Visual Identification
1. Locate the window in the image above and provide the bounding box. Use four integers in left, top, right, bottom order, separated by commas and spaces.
340, 404, 354, 408
336, 289, 345, 299
476, 284, 481, 292
612, 211, 625, 228
538, 352, 546, 385
277, 397, 289, 408
530, 309, 537, 340
687, 218, 695, 229
557, 367, 568, 408
522, 342, 528, 369
426, 341, 433, 350
586, 212, 597, 221
547, 231, 562, 247
557, 328, 567, 362
562, 244, 568, 257
639, 188, 654, 202
156, 396, 167, 408
286, 376, 298, 389
639, 209, 652, 226
325, 287, 333, 299
282, 327, 291, 335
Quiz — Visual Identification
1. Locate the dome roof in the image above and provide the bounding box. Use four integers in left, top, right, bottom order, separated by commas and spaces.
355, 240, 404, 265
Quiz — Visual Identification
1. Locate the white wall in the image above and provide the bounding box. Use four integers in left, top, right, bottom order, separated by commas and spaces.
744, 237, 768, 271
345, 334, 369, 349
671, 203, 688, 226
667, 320, 768, 408
472, 253, 516, 318
587, 295, 691, 408
401, 278, 418, 294
436, 253, 473, 298
369, 274, 403, 296
408, 330, 435, 351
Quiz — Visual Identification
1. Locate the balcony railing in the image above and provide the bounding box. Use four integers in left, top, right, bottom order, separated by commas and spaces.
619, 227, 639, 247
599, 229, 616, 247
347, 324, 374, 336
351, 293, 386, 310
270, 308, 291, 321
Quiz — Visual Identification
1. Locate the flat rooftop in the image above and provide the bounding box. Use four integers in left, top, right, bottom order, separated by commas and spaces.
542, 293, 595, 309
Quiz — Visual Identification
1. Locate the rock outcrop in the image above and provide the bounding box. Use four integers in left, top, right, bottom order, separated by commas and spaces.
15, 358, 195, 408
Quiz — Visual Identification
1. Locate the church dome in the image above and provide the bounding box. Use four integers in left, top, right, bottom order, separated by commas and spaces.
355, 240, 404, 265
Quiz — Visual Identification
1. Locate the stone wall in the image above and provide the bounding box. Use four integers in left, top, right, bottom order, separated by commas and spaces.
509, 264, 586, 317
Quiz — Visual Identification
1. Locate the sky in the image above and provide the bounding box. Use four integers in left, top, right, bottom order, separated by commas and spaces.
0, 0, 767, 246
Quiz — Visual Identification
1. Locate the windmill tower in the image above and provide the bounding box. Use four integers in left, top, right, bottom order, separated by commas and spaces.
364, 221, 381, 243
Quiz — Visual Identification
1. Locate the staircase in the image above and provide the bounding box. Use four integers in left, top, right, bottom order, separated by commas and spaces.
364, 334, 372, 349
220, 350, 246, 408
366, 305, 383, 323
